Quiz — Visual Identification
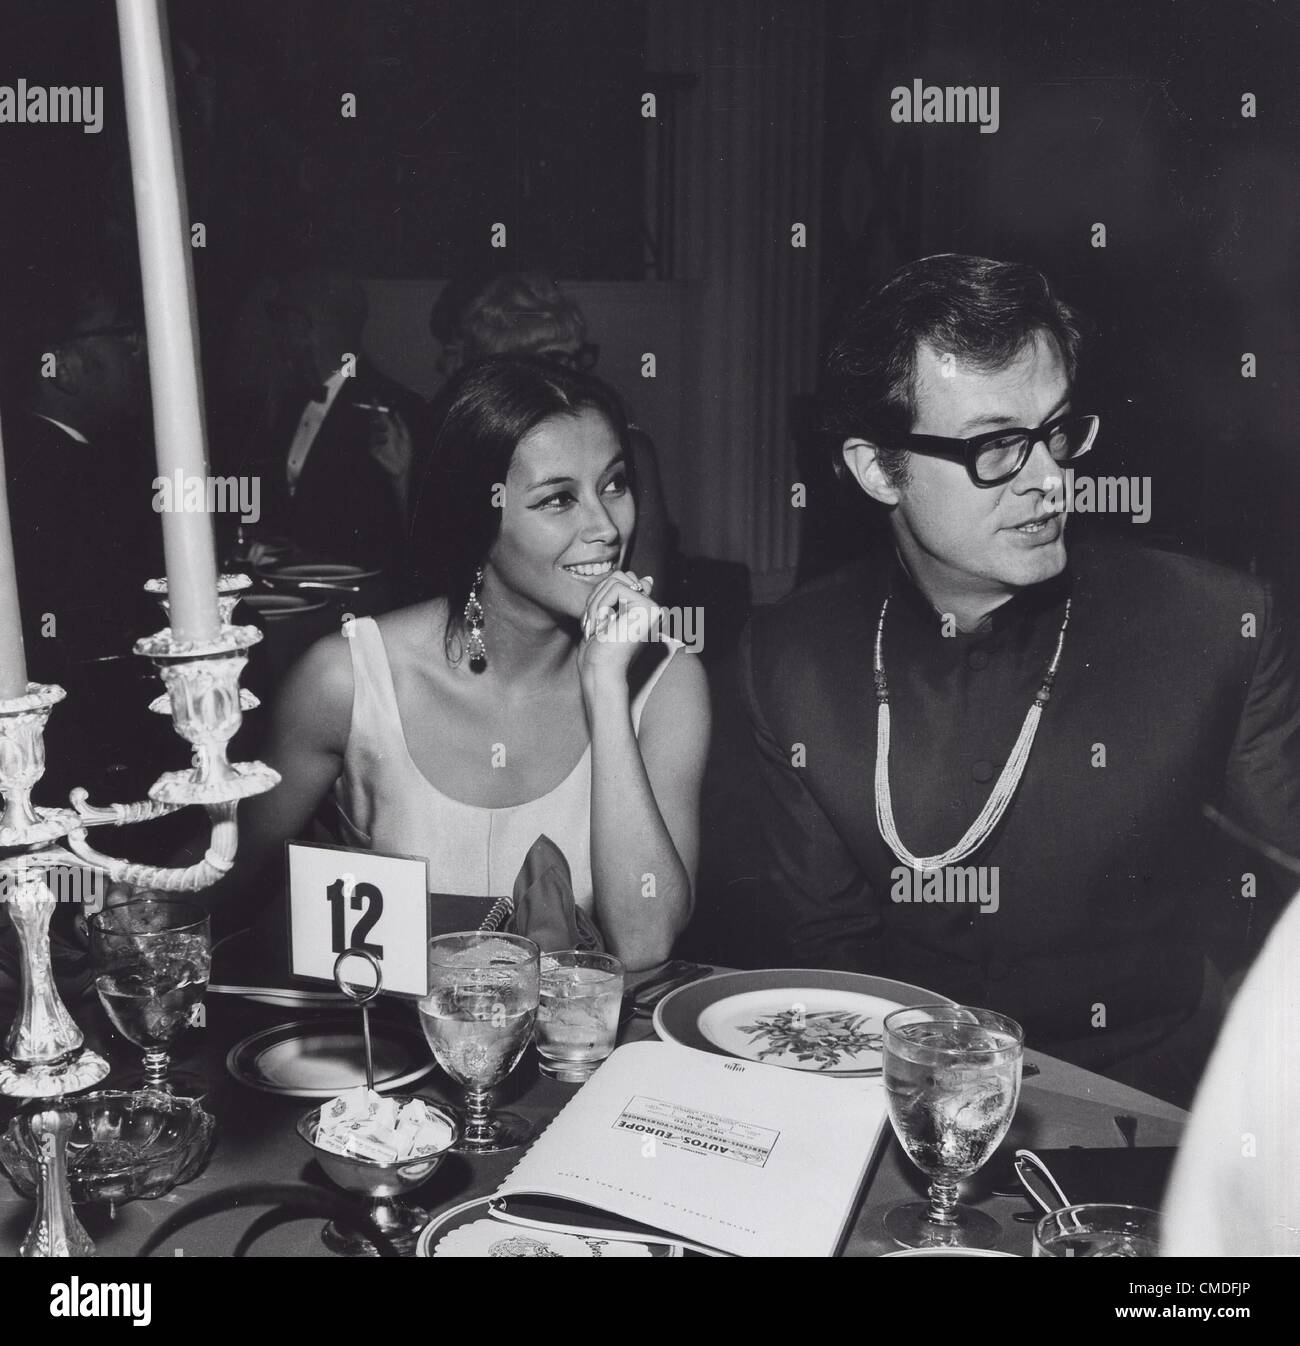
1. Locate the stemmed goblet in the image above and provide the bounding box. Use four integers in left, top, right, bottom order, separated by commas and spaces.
882, 1004, 1023, 1250
89, 897, 211, 1098
419, 932, 540, 1153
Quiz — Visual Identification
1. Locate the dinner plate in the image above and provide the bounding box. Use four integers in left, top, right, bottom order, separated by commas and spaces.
881, 1247, 1019, 1257
654, 969, 954, 1076
259, 562, 382, 585
208, 982, 352, 1009
225, 1016, 434, 1098
238, 592, 329, 621
415, 1197, 676, 1258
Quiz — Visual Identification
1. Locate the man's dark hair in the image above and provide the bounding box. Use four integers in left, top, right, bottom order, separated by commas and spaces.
1, 265, 138, 399
408, 355, 632, 662
822, 254, 1089, 486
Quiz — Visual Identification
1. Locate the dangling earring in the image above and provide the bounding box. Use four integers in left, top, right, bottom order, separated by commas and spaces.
464, 566, 487, 672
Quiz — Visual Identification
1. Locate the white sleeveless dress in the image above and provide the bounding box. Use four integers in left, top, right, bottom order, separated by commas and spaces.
333, 617, 678, 911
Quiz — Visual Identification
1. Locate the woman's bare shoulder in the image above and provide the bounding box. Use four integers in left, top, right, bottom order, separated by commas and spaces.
373, 599, 449, 663
661, 644, 708, 693
274, 626, 356, 735
640, 645, 709, 721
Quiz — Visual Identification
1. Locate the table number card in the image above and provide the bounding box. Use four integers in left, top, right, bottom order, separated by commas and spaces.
286, 842, 431, 997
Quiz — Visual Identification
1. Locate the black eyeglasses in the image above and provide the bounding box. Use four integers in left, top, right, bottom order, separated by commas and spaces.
535, 342, 600, 372
892, 413, 1100, 487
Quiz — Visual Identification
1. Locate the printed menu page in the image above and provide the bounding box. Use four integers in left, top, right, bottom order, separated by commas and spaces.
497, 1040, 887, 1257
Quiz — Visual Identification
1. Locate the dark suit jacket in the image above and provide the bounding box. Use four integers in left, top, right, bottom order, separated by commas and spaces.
252, 360, 427, 573
740, 532, 1300, 1085
3, 411, 164, 798
6, 413, 160, 665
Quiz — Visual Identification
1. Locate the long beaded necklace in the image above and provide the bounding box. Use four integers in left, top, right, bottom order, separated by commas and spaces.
873, 595, 1072, 872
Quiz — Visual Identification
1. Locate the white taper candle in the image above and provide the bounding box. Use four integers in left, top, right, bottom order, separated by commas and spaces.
116, 0, 220, 643
0, 408, 31, 698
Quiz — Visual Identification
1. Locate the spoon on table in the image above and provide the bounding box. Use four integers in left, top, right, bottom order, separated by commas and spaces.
1012, 1148, 1072, 1222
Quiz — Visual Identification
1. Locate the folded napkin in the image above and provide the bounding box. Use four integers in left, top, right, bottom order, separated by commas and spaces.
489, 835, 604, 954
426, 836, 603, 953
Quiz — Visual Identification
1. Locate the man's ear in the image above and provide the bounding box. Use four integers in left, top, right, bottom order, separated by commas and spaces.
841, 438, 902, 506
47, 342, 89, 396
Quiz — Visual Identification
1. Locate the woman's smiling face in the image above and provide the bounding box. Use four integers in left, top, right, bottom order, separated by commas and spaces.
488, 407, 635, 621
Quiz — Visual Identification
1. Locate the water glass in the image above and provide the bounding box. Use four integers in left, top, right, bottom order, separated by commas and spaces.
419, 932, 539, 1153
535, 950, 624, 1082
89, 898, 211, 1097
1034, 1204, 1160, 1257
882, 1004, 1023, 1249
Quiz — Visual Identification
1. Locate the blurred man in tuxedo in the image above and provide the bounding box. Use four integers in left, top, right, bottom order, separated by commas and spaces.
251, 270, 426, 574
741, 254, 1300, 1106
0, 270, 164, 1004
1, 271, 162, 798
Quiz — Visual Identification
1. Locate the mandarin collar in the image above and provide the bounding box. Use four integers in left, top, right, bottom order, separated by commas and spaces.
887, 549, 1074, 640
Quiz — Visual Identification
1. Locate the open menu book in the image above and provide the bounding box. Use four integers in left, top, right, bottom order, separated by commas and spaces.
489, 1040, 889, 1257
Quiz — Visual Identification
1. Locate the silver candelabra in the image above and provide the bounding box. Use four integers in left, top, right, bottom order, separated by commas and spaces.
0, 573, 277, 1254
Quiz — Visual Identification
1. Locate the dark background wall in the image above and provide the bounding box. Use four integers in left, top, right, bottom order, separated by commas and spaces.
4, 0, 1296, 595
811, 0, 1300, 596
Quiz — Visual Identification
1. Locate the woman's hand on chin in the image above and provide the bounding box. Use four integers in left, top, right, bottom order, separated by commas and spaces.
576, 571, 662, 694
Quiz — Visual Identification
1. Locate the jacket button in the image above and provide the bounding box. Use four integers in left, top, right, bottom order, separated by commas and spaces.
972, 759, 996, 783
968, 649, 989, 671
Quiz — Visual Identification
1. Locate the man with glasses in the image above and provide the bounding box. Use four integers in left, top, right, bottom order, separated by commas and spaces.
739, 254, 1300, 1106
18, 287, 147, 449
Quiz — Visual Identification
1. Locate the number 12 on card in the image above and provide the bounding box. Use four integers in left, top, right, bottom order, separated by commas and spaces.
326, 877, 383, 957
286, 842, 431, 997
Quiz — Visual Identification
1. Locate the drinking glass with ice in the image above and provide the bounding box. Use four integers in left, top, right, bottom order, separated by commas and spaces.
419, 933, 540, 1153
535, 950, 624, 1083
882, 1004, 1023, 1250
89, 898, 211, 1098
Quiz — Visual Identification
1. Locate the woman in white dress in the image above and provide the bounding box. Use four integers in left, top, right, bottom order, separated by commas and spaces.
212, 356, 709, 969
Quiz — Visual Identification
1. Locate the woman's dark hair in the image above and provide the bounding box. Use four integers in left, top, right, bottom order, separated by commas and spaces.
822, 254, 1090, 487
458, 271, 586, 361
408, 355, 632, 662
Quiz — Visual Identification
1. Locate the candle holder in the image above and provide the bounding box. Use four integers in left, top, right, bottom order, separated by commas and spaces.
15, 1104, 94, 1257
0, 684, 103, 1098
145, 576, 259, 718
0, 578, 278, 1256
